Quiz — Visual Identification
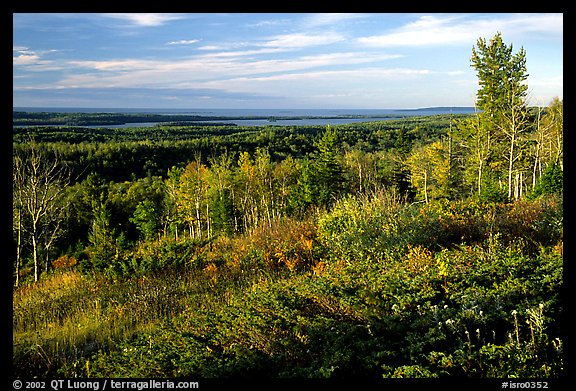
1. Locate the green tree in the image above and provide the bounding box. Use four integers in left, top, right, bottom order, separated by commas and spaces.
209, 152, 238, 234
86, 202, 117, 271
63, 173, 109, 252
471, 32, 529, 200
164, 166, 184, 240
210, 188, 235, 237
288, 158, 315, 216
529, 162, 563, 199
130, 200, 161, 241
314, 126, 345, 207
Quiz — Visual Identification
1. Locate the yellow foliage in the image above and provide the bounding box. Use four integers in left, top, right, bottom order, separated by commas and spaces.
404, 244, 434, 274
204, 263, 218, 286
313, 261, 326, 276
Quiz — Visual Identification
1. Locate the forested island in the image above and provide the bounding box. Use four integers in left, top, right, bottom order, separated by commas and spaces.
13, 33, 563, 381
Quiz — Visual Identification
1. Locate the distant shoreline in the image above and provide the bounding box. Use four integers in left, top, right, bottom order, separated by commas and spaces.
13, 107, 477, 128
12, 107, 472, 127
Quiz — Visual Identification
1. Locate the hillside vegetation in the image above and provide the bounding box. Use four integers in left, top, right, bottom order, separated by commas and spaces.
13, 33, 563, 379
13, 192, 563, 378
13, 114, 563, 378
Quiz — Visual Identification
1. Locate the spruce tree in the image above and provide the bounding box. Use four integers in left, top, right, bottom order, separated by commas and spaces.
314, 126, 346, 207
471, 32, 529, 200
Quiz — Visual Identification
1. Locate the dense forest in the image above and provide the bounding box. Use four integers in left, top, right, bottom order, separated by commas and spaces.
13, 33, 563, 380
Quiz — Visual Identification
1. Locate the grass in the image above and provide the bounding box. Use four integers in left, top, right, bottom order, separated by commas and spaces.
13, 267, 237, 376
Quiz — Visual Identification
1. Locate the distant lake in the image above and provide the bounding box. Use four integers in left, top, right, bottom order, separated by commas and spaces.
13, 107, 476, 128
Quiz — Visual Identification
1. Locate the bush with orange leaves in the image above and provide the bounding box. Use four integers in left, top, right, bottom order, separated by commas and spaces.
247, 217, 320, 272
51, 254, 78, 270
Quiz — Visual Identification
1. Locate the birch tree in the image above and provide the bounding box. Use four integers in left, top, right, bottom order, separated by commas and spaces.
177, 160, 210, 239
13, 141, 70, 282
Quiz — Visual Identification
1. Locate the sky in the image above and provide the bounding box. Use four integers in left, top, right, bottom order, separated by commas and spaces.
13, 13, 563, 109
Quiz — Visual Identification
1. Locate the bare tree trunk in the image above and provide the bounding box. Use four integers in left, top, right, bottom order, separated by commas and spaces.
556, 130, 563, 170
195, 201, 201, 239
477, 158, 483, 196
423, 171, 429, 204
15, 210, 22, 287
206, 203, 211, 237
532, 147, 540, 191
532, 106, 544, 191
32, 229, 39, 282
507, 131, 515, 200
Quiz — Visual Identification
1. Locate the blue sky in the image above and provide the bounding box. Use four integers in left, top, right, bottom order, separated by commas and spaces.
13, 13, 563, 109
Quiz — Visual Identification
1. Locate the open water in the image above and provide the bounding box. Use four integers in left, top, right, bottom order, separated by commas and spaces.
13, 107, 475, 127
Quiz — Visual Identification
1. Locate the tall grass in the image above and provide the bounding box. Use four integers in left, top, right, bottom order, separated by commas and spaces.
13, 268, 222, 376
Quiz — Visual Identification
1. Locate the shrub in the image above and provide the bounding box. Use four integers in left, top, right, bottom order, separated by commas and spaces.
317, 189, 407, 262
529, 163, 563, 199
52, 254, 78, 270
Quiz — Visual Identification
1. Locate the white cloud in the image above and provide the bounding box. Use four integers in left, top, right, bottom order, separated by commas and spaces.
13, 54, 41, 65
218, 68, 432, 85
167, 39, 200, 45
68, 59, 161, 71
58, 50, 402, 90
197, 45, 223, 51
13, 45, 31, 53
196, 47, 288, 58
246, 18, 291, 28
260, 32, 345, 49
301, 13, 367, 28
102, 13, 186, 27
359, 15, 478, 47
13, 46, 62, 70
358, 13, 563, 47
195, 32, 346, 58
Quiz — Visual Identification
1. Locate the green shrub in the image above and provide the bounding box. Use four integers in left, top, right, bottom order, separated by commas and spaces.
529, 163, 563, 199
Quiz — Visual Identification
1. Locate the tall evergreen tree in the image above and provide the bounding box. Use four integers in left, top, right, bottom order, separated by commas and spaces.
87, 201, 116, 271
471, 32, 529, 200
314, 126, 346, 207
